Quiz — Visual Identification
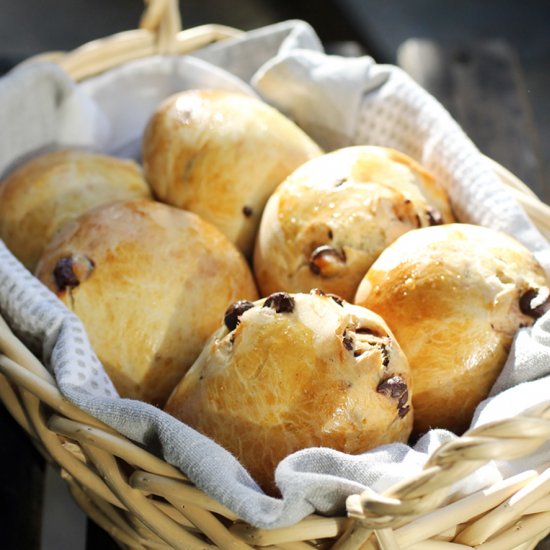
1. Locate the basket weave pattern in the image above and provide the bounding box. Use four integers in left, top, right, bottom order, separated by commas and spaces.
2, 1, 550, 548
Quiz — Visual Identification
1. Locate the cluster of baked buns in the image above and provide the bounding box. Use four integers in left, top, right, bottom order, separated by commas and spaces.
1, 89, 548, 493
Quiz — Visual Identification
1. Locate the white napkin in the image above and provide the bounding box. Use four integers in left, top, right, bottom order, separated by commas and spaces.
1, 20, 549, 529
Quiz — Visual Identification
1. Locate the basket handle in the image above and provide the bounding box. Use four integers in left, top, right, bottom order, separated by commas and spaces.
16, 0, 243, 82
139, 0, 182, 55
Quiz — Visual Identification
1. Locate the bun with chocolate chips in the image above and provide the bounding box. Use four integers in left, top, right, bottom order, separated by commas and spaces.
164, 289, 413, 494
142, 89, 323, 257
0, 149, 151, 271
355, 223, 550, 435
35, 199, 258, 406
253, 145, 454, 302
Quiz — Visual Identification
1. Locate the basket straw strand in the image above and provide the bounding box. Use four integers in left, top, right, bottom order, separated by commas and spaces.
375, 528, 400, 550
140, 0, 178, 35
277, 543, 318, 550
475, 511, 550, 550
331, 523, 373, 550
390, 470, 538, 547
455, 465, 550, 545
0, 314, 55, 383
130, 471, 240, 520
229, 517, 349, 547
20, 388, 126, 508
69, 483, 152, 549
80, 442, 214, 550
524, 495, 550, 514
0, 355, 110, 429
47, 414, 186, 479
350, 403, 550, 527
406, 541, 473, 549
158, 499, 254, 550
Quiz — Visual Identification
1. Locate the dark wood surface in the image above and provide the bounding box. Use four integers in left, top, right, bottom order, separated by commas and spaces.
0, 404, 45, 550
397, 38, 548, 203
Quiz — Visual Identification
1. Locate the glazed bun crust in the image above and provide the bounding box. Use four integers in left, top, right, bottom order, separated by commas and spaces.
355, 223, 550, 435
165, 290, 413, 494
254, 146, 454, 302
0, 149, 151, 271
35, 199, 258, 405
142, 89, 323, 256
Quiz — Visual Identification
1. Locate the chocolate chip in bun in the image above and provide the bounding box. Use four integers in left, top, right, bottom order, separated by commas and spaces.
253, 145, 454, 302
164, 289, 413, 494
142, 89, 323, 257
354, 223, 550, 435
0, 149, 151, 271
35, 199, 258, 406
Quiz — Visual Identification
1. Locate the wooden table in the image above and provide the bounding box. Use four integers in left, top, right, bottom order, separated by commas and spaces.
398, 38, 548, 203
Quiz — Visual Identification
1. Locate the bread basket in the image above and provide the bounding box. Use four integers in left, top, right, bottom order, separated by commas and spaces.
2, 1, 550, 548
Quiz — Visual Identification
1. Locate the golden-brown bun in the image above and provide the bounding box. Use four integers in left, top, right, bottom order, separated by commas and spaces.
253, 146, 454, 302
0, 149, 151, 271
142, 89, 323, 256
355, 223, 550, 435
164, 289, 413, 494
35, 199, 258, 406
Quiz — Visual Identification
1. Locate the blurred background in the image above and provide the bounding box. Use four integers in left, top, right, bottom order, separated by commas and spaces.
1, 1, 550, 548
1, 0, 549, 200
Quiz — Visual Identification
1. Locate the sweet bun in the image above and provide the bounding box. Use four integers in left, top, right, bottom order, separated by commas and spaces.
355, 223, 550, 435
35, 199, 258, 405
142, 89, 323, 256
0, 149, 151, 271
254, 146, 454, 302
164, 289, 413, 494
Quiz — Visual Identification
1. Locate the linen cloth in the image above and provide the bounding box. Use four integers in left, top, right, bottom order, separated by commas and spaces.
1, 20, 550, 529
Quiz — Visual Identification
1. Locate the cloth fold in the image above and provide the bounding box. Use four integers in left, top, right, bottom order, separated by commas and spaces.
1, 20, 550, 529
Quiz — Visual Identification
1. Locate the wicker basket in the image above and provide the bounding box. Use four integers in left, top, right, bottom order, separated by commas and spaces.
3, 1, 550, 548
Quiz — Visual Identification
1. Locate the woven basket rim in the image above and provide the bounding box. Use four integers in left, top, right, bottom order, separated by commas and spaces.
2, 1, 550, 548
